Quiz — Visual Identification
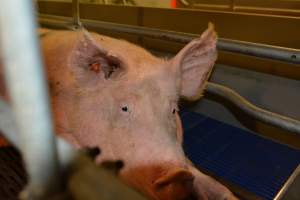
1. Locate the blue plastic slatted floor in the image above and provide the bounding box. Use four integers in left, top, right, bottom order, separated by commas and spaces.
181, 110, 300, 200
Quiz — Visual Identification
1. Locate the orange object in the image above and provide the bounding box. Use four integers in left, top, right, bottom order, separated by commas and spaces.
171, 0, 177, 8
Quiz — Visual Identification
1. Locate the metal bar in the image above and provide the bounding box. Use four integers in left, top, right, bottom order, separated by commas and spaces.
38, 14, 193, 42
0, 1, 61, 199
274, 164, 300, 200
72, 0, 82, 28
218, 38, 300, 65
206, 82, 300, 135
38, 14, 300, 64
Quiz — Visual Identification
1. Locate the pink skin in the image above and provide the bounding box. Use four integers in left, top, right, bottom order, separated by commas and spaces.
0, 25, 238, 200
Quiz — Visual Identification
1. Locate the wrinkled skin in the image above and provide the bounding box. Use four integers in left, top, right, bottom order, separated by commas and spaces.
0, 24, 238, 200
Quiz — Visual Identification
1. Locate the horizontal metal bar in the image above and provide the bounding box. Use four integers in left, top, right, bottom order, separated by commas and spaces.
206, 82, 300, 135
39, 14, 300, 64
218, 39, 300, 64
0, 2, 61, 198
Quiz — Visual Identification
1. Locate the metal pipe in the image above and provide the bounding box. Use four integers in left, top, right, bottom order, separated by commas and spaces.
206, 82, 300, 135
38, 14, 300, 64
0, 1, 61, 198
218, 39, 300, 65
72, 0, 81, 28
274, 164, 300, 200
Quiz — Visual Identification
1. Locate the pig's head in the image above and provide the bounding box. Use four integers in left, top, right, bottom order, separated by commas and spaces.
49, 24, 235, 200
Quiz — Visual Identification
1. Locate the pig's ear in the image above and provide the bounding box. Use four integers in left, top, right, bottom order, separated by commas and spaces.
70, 30, 123, 85
171, 23, 217, 100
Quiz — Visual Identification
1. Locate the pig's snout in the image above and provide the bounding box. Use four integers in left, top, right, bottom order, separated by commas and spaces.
153, 167, 196, 200
121, 165, 196, 200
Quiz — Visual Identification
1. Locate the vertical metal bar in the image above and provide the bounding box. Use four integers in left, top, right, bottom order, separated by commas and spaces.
73, 0, 82, 28
230, 0, 235, 11
0, 1, 61, 198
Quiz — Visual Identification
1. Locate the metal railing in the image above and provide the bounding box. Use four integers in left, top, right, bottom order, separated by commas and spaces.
71, 0, 299, 65
206, 83, 300, 135
39, 15, 300, 65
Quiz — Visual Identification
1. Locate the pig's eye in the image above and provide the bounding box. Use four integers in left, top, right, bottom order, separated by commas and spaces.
121, 106, 128, 112
172, 109, 176, 114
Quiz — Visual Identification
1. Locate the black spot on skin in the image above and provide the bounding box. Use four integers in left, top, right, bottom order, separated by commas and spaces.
122, 106, 128, 112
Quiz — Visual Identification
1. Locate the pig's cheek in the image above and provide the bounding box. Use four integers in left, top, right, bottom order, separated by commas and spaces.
93, 127, 129, 164
110, 107, 132, 129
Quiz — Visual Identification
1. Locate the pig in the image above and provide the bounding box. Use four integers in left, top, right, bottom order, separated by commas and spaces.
0, 23, 238, 200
